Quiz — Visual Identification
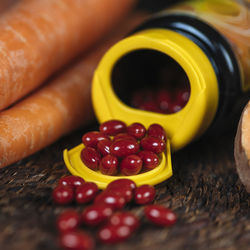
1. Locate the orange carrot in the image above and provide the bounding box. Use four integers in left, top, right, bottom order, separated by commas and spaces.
0, 13, 146, 168
0, 0, 136, 110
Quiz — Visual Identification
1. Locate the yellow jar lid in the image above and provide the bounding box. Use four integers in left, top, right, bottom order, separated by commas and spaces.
92, 29, 219, 151
63, 140, 172, 189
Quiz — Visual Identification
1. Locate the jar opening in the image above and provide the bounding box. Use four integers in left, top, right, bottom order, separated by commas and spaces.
111, 49, 190, 114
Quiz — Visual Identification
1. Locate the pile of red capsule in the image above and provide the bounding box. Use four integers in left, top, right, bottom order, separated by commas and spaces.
53, 177, 177, 250
131, 86, 190, 114
81, 120, 167, 176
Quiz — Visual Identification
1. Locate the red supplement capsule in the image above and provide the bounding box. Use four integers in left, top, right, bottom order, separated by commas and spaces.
108, 212, 139, 231
98, 224, 132, 244
94, 192, 126, 210
175, 88, 190, 106
113, 133, 137, 143
107, 179, 136, 191
168, 102, 183, 113
127, 123, 146, 140
82, 204, 113, 226
97, 139, 112, 156
144, 205, 177, 227
138, 150, 160, 171
106, 185, 133, 203
80, 147, 101, 171
59, 175, 85, 189
59, 231, 94, 250
75, 182, 99, 204
156, 90, 172, 112
139, 101, 160, 113
140, 136, 166, 154
120, 155, 142, 176
99, 155, 118, 176
147, 124, 167, 142
53, 186, 74, 205
57, 210, 81, 233
100, 120, 126, 136
82, 131, 109, 148
110, 139, 139, 158
134, 185, 156, 205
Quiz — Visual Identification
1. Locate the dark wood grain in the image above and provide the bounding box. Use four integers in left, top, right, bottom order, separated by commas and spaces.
0, 123, 249, 250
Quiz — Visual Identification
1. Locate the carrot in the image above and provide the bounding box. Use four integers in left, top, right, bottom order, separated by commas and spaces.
0, 0, 136, 110
0, 13, 147, 168
0, 0, 18, 13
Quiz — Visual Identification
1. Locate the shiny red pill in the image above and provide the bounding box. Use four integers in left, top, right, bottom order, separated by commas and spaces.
140, 136, 166, 154
156, 90, 172, 112
134, 185, 156, 205
138, 150, 160, 171
120, 155, 142, 176
175, 88, 190, 106
97, 139, 112, 156
139, 101, 160, 113
98, 224, 132, 244
106, 185, 133, 203
127, 123, 146, 140
59, 231, 94, 250
110, 139, 139, 158
80, 147, 101, 171
59, 175, 85, 189
99, 155, 118, 176
82, 131, 109, 148
82, 204, 113, 226
144, 205, 177, 227
100, 120, 126, 136
53, 186, 74, 205
147, 124, 167, 142
168, 102, 183, 113
94, 192, 126, 210
75, 182, 99, 204
113, 133, 137, 143
108, 212, 139, 231
107, 179, 136, 191
57, 210, 81, 233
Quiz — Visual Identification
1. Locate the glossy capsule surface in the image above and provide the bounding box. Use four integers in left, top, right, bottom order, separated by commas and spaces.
53, 186, 74, 205
107, 179, 136, 191
134, 185, 156, 205
137, 150, 159, 171
140, 136, 166, 154
113, 133, 137, 143
106, 185, 133, 203
127, 123, 146, 140
57, 210, 81, 233
97, 139, 112, 156
99, 155, 118, 176
82, 131, 108, 148
75, 182, 99, 204
110, 139, 139, 158
144, 205, 177, 227
59, 175, 85, 189
147, 124, 167, 142
100, 120, 126, 136
80, 147, 101, 171
120, 155, 142, 176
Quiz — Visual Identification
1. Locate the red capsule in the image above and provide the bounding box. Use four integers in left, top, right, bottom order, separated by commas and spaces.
107, 179, 136, 191
108, 212, 139, 231
156, 90, 172, 112
98, 224, 132, 244
53, 186, 74, 205
131, 91, 144, 108
175, 88, 190, 106
140, 136, 166, 154
110, 139, 139, 158
144, 205, 177, 227
100, 120, 127, 136
106, 185, 133, 203
139, 101, 160, 113
80, 147, 101, 171
138, 150, 160, 171
147, 124, 167, 142
134, 185, 156, 205
75, 182, 99, 204
127, 123, 146, 140
94, 191, 126, 210
97, 139, 112, 156
120, 155, 142, 176
168, 102, 182, 113
82, 204, 113, 226
59, 175, 85, 189
99, 155, 118, 176
82, 131, 109, 148
113, 133, 137, 143
59, 231, 94, 250
57, 210, 81, 233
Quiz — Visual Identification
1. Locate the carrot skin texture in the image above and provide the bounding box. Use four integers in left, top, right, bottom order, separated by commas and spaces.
0, 14, 146, 168
0, 0, 136, 110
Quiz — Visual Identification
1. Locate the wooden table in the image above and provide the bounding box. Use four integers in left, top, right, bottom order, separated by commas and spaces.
0, 123, 249, 250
